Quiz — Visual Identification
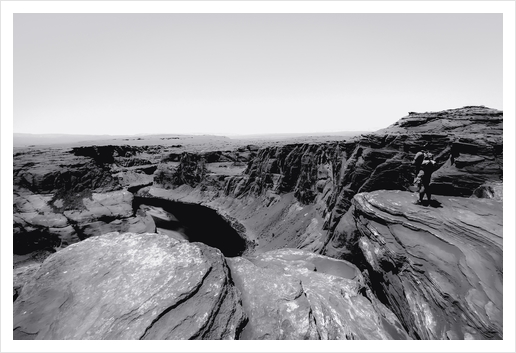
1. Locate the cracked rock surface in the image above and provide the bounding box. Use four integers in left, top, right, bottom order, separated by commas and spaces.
336, 190, 502, 340
228, 248, 410, 340
13, 232, 246, 340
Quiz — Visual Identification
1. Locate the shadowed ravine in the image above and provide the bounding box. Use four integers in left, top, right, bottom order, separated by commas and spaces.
133, 196, 248, 257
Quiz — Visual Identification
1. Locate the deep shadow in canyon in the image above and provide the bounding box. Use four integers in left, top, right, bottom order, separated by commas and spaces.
133, 196, 247, 257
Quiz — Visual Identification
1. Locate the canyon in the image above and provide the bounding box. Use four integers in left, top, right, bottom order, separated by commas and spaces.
13, 106, 503, 340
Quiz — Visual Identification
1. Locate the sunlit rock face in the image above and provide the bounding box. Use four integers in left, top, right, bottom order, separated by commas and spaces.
13, 146, 160, 254
325, 190, 502, 340
13, 232, 247, 340
13, 189, 155, 254
14, 232, 412, 340
227, 248, 410, 340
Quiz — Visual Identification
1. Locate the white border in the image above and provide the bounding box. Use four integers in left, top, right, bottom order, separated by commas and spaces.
0, 0, 514, 14
1, 1, 515, 352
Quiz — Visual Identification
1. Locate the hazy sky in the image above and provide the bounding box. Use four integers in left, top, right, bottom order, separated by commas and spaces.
14, 13, 503, 136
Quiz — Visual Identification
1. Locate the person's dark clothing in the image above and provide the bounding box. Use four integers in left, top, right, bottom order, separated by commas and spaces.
413, 153, 436, 202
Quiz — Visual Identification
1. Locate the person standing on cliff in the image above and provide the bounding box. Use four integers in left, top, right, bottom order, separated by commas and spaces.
412, 151, 436, 204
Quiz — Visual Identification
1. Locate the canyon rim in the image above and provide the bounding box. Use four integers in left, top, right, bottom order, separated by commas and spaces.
12, 106, 503, 342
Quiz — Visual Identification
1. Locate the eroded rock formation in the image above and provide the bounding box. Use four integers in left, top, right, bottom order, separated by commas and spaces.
14, 232, 246, 340
376, 106, 502, 135
14, 232, 410, 340
151, 106, 502, 254
13, 189, 155, 254
12, 106, 503, 340
228, 249, 410, 339
12, 145, 165, 254
325, 190, 502, 340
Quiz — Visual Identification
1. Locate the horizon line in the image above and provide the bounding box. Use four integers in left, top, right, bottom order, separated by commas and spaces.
13, 130, 374, 137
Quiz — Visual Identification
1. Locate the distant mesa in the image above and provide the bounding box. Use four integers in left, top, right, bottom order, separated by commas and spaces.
377, 106, 502, 135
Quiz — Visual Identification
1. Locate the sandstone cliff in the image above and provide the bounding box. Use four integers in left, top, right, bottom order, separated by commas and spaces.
150, 106, 502, 253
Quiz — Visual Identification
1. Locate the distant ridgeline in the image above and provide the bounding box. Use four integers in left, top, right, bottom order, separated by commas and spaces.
13, 133, 232, 148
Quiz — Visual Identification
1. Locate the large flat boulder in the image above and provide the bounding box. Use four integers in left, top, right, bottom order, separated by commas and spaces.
228, 248, 410, 340
13, 232, 246, 340
339, 190, 502, 340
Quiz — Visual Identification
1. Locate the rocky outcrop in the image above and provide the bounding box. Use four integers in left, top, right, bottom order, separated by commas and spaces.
222, 107, 502, 210
14, 232, 411, 340
325, 131, 501, 234
376, 106, 502, 135
12, 145, 165, 254
66, 190, 155, 239
325, 190, 502, 340
157, 152, 207, 188
71, 145, 162, 164
13, 189, 155, 254
13, 232, 247, 339
14, 145, 164, 201
14, 154, 120, 199
226, 143, 348, 204
472, 181, 503, 201
203, 149, 253, 163
13, 192, 74, 254
227, 248, 410, 339
429, 135, 502, 196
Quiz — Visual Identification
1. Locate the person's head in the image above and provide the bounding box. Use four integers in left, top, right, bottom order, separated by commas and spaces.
424, 152, 434, 160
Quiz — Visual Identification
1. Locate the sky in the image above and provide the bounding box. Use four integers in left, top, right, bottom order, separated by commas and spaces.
14, 13, 503, 136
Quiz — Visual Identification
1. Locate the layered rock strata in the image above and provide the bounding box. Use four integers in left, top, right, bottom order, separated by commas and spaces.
325, 190, 502, 340
14, 232, 247, 340
13, 189, 155, 254
14, 232, 409, 340
228, 248, 410, 339
150, 106, 502, 254
13, 144, 257, 253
